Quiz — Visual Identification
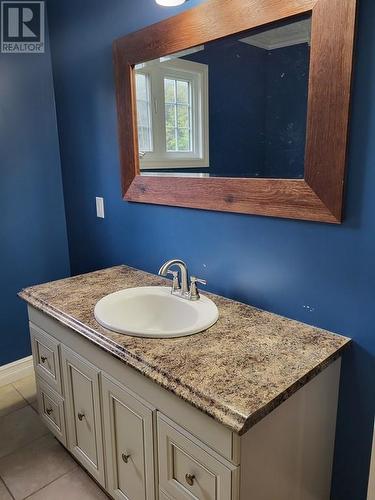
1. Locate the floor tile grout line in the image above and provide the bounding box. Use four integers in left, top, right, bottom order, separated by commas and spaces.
0, 425, 49, 463
11, 381, 36, 408
0, 377, 34, 418
1, 431, 107, 500
29, 404, 39, 415
0, 475, 15, 500
0, 400, 29, 419
22, 463, 78, 500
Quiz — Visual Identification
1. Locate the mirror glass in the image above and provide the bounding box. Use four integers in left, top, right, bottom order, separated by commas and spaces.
134, 15, 311, 179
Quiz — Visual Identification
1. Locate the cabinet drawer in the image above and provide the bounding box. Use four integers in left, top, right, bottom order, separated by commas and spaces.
61, 346, 105, 486
158, 414, 239, 500
36, 377, 66, 446
102, 375, 156, 500
30, 324, 62, 394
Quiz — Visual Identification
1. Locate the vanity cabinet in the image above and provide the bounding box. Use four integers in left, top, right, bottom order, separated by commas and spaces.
28, 305, 341, 500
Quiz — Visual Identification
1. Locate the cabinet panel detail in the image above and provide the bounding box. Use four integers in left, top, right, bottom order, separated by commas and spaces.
36, 376, 66, 446
158, 414, 238, 500
30, 323, 62, 394
102, 375, 156, 500
61, 346, 105, 486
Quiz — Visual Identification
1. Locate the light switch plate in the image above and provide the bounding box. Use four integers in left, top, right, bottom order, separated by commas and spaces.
96, 197, 105, 218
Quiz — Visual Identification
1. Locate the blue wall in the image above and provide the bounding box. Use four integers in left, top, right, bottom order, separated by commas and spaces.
0, 28, 70, 365
199, 40, 309, 178
264, 43, 309, 178
185, 39, 267, 177
46, 0, 374, 497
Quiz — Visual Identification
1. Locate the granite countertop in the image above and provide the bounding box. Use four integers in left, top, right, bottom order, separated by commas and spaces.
19, 265, 350, 435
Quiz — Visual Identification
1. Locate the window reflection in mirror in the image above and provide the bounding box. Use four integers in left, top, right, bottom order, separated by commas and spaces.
134, 15, 311, 179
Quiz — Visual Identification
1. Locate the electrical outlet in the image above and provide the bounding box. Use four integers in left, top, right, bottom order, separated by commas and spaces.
96, 197, 105, 218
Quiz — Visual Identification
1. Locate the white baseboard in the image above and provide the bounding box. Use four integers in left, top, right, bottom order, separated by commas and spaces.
368, 423, 375, 500
0, 356, 34, 387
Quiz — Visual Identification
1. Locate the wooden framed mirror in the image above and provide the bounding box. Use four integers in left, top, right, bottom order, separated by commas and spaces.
113, 0, 357, 223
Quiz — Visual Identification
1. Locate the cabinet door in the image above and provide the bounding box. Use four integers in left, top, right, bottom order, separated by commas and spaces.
102, 375, 156, 500
61, 346, 105, 486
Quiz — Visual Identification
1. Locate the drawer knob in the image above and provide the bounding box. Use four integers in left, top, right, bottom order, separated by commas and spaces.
122, 453, 131, 464
185, 473, 195, 487
77, 412, 85, 421
41, 356, 48, 363
46, 407, 53, 415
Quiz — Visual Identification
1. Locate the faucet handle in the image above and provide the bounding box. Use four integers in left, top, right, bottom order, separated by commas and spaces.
191, 276, 207, 286
167, 270, 181, 292
189, 276, 207, 300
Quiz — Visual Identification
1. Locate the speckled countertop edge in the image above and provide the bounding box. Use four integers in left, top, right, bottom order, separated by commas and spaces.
19, 265, 351, 435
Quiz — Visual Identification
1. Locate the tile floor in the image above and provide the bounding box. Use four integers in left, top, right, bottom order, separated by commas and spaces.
0, 374, 109, 499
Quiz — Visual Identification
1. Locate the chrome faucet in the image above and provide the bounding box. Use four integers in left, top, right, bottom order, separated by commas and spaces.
159, 259, 189, 295
158, 259, 207, 301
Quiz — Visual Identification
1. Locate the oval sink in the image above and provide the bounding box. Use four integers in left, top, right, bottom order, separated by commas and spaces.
94, 286, 219, 338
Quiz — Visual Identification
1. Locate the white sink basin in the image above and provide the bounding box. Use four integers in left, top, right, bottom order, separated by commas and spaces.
94, 286, 219, 338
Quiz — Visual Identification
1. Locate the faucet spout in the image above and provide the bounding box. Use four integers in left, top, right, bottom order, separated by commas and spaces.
158, 259, 189, 295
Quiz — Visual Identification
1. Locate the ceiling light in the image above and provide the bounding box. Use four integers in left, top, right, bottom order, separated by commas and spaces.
155, 0, 187, 6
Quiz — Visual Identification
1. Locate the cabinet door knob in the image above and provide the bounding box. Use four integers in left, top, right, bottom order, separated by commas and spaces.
122, 453, 131, 463
185, 473, 195, 486
46, 407, 53, 415
77, 412, 85, 421
41, 356, 47, 363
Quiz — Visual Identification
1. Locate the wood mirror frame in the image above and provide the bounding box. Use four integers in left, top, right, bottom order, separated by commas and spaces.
113, 0, 357, 223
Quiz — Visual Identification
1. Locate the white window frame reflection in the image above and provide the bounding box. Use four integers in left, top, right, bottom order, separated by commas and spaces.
135, 73, 153, 153
135, 58, 209, 169
164, 77, 193, 153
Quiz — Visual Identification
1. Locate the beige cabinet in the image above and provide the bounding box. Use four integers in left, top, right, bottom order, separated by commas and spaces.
159, 492, 173, 500
102, 375, 156, 500
28, 307, 341, 500
61, 346, 105, 486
